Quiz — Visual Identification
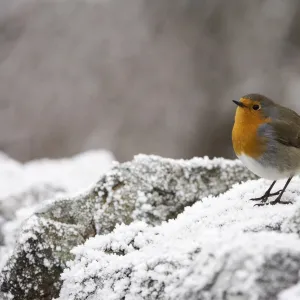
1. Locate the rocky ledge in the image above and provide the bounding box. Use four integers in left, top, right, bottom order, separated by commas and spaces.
0, 155, 256, 300
58, 183, 300, 300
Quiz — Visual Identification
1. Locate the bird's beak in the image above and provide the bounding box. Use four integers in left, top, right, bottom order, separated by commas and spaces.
232, 100, 246, 108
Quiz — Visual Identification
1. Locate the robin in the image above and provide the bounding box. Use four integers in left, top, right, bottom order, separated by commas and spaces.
232, 93, 300, 206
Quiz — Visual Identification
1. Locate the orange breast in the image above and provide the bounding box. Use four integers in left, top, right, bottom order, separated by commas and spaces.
232, 107, 270, 158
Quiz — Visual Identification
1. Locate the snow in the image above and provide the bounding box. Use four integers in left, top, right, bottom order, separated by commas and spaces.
0, 154, 257, 299
279, 280, 300, 300
0, 149, 114, 198
0, 149, 115, 271
2, 151, 300, 299
58, 176, 300, 300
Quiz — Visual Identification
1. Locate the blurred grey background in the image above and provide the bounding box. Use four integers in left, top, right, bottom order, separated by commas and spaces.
1, 0, 300, 162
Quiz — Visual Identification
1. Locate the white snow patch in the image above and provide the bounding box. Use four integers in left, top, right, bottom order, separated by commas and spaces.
58, 176, 300, 300
0, 149, 115, 270
279, 279, 300, 300
0, 149, 114, 199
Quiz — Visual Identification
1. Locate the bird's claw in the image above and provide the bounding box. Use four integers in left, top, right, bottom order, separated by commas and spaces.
250, 197, 267, 202
254, 199, 293, 207
270, 200, 292, 206
254, 203, 268, 207
250, 190, 282, 202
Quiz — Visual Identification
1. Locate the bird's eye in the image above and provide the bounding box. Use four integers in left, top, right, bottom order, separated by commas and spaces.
252, 104, 260, 111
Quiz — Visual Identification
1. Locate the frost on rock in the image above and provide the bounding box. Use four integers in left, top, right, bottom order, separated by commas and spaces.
92, 155, 257, 231
0, 155, 255, 300
0, 184, 66, 271
58, 176, 300, 300
0, 203, 96, 300
0, 184, 66, 221
0, 150, 114, 299
0, 150, 114, 270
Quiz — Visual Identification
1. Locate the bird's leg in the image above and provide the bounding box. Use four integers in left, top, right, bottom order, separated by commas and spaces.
250, 181, 279, 202
269, 177, 293, 205
255, 177, 293, 207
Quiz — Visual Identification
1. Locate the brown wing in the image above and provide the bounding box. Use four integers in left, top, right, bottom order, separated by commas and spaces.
277, 104, 300, 127
270, 120, 300, 148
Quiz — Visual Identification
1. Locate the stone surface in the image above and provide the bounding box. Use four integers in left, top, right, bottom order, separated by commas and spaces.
57, 176, 300, 300
0, 149, 113, 271
0, 155, 256, 300
0, 184, 66, 220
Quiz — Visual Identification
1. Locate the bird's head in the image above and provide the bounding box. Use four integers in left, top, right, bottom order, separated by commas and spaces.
232, 93, 275, 124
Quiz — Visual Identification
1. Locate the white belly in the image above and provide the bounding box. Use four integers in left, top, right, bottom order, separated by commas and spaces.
238, 154, 291, 180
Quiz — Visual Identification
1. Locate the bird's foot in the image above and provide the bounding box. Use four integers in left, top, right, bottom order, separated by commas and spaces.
269, 199, 292, 206
254, 202, 268, 207
250, 190, 282, 202
254, 198, 292, 207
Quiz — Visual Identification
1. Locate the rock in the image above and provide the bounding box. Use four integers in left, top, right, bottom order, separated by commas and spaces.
0, 216, 4, 245
173, 234, 300, 300
0, 149, 114, 298
0, 184, 67, 270
0, 149, 114, 243
0, 155, 255, 300
0, 184, 66, 220
57, 175, 300, 300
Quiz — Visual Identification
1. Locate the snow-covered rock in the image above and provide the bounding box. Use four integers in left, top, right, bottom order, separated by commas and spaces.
0, 183, 66, 271
0, 149, 114, 293
57, 178, 300, 300
0, 155, 255, 300
0, 184, 66, 221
